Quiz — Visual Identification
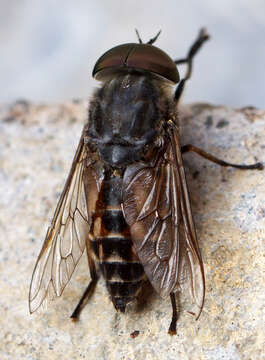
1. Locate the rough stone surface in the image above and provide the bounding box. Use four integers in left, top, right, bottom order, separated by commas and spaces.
0, 100, 264, 360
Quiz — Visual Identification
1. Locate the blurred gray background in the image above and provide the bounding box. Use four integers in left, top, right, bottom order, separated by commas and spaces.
1, 0, 264, 107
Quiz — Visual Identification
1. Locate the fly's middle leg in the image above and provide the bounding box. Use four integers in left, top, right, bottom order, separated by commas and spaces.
181, 144, 263, 171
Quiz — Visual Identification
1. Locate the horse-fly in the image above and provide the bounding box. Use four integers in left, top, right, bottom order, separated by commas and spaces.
29, 29, 263, 335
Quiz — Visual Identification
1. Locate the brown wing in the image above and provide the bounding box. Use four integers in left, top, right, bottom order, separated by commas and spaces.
122, 124, 205, 318
29, 132, 98, 313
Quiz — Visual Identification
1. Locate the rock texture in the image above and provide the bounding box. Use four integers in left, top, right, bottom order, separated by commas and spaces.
0, 100, 264, 360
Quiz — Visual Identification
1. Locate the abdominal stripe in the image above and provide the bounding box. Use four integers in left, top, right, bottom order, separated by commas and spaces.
90, 236, 137, 262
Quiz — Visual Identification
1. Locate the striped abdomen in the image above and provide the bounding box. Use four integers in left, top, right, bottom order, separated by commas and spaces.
89, 172, 145, 311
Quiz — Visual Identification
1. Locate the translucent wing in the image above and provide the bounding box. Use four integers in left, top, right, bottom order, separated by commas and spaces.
123, 124, 205, 318
29, 133, 91, 313
168, 124, 205, 317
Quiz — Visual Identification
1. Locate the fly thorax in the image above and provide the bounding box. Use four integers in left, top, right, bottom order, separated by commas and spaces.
87, 73, 171, 168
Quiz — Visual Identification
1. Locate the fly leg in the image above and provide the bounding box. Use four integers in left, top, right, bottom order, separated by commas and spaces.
168, 292, 178, 335
181, 144, 263, 170
70, 253, 98, 321
174, 28, 210, 105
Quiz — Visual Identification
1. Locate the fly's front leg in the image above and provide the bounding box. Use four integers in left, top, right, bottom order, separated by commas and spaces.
174, 28, 210, 105
181, 144, 263, 170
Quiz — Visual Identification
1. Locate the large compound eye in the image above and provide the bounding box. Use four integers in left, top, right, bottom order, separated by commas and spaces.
92, 43, 179, 83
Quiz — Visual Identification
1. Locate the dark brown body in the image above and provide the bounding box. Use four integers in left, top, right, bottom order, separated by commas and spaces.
83, 73, 171, 311
88, 169, 145, 311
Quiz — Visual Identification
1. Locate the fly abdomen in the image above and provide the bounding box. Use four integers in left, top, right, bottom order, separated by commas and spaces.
89, 172, 145, 311
100, 261, 144, 281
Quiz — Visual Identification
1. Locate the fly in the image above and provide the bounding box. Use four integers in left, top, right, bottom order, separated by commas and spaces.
29, 28, 263, 335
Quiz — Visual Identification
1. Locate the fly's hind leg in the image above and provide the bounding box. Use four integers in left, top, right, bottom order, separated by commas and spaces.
70, 250, 98, 321
168, 292, 178, 336
181, 144, 264, 170
174, 28, 210, 105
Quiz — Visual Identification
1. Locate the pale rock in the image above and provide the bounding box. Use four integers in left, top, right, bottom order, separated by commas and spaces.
0, 100, 264, 360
